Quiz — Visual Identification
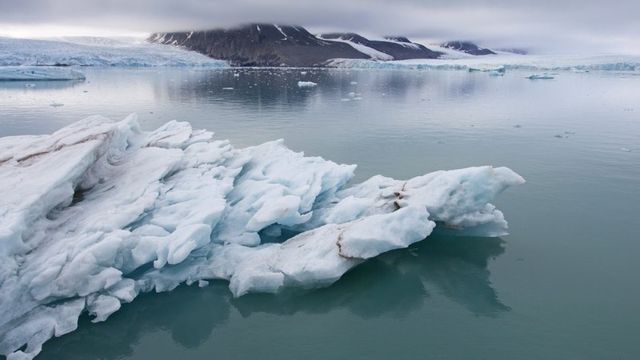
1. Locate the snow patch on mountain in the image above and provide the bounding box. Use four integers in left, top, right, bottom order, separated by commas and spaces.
318, 35, 394, 60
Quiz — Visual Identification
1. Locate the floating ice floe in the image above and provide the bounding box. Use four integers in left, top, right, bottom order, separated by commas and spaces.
0, 66, 85, 81
488, 67, 506, 76
526, 74, 555, 80
0, 115, 524, 359
297, 81, 318, 88
468, 65, 505, 73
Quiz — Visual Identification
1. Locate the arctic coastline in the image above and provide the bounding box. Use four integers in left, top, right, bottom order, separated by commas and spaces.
2, 36, 640, 77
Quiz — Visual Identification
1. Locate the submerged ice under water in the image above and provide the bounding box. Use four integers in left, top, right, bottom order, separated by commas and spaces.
0, 114, 523, 359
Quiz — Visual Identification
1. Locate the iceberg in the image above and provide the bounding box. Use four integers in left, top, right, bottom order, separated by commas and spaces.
0, 66, 85, 81
0, 115, 524, 359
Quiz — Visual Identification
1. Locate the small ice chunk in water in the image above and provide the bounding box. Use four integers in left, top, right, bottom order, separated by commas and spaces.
527, 74, 554, 80
297, 81, 317, 87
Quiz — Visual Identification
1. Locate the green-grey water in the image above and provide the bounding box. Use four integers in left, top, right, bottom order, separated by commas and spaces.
1, 68, 639, 359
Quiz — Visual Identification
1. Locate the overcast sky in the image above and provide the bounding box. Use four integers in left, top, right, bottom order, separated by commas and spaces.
1, 0, 639, 54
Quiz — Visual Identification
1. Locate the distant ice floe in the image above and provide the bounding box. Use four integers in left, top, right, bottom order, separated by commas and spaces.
0, 37, 228, 67
297, 81, 318, 87
326, 54, 640, 72
526, 74, 555, 80
0, 66, 86, 81
0, 115, 524, 359
467, 65, 506, 77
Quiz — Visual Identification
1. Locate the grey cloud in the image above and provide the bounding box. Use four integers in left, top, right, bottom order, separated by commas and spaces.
1, 0, 639, 53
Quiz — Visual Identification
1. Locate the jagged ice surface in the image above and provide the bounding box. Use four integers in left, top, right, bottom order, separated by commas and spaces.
0, 115, 524, 359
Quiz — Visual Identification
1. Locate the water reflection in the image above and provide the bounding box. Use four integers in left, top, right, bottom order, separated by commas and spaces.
233, 233, 508, 318
39, 234, 507, 360
39, 283, 231, 359
151, 68, 486, 108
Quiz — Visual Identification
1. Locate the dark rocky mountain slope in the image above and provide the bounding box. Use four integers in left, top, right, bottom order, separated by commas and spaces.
149, 24, 369, 66
149, 24, 443, 66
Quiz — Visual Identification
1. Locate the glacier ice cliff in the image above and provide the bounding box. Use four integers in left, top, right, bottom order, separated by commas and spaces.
0, 37, 228, 67
0, 115, 524, 359
326, 55, 640, 72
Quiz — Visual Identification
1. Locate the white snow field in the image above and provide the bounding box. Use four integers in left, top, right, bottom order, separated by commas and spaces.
0, 37, 228, 67
0, 115, 524, 359
0, 66, 86, 81
326, 54, 640, 72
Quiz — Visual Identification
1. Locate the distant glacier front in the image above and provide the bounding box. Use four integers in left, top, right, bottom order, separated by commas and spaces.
2, 36, 640, 73
327, 55, 640, 72
0, 37, 228, 67
0, 115, 524, 359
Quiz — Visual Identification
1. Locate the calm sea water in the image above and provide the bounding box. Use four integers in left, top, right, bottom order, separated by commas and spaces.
1, 68, 639, 359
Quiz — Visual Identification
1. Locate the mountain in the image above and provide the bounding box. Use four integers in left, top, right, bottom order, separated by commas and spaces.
148, 24, 369, 66
148, 24, 442, 66
317, 33, 441, 60
441, 41, 496, 55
